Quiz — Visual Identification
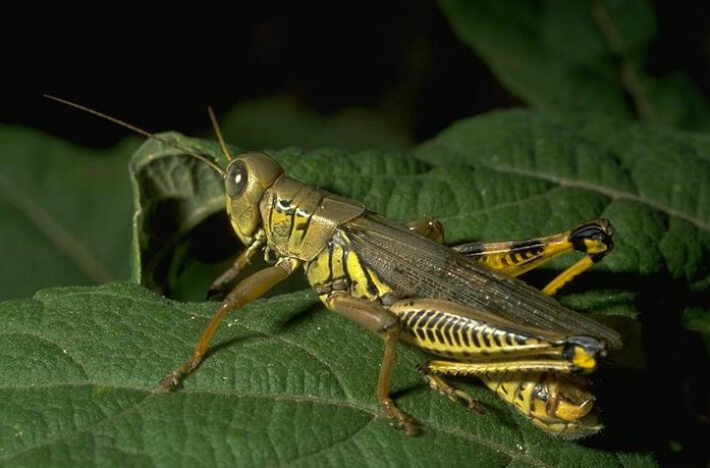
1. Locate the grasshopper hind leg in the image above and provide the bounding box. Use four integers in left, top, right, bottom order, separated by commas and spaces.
453, 219, 614, 296
406, 217, 614, 296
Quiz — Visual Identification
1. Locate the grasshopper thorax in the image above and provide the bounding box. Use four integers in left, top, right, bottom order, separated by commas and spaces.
225, 152, 283, 245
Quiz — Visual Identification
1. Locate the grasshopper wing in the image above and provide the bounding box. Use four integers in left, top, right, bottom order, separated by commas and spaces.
345, 213, 623, 349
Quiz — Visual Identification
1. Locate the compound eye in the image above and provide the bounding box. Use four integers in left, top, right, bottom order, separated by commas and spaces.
226, 160, 248, 198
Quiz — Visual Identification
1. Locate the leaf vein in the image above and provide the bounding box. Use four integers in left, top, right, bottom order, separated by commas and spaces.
480, 164, 709, 232
0, 382, 549, 465
0, 390, 154, 464
439, 186, 560, 222
277, 416, 375, 467
0, 332, 90, 380
34, 289, 353, 401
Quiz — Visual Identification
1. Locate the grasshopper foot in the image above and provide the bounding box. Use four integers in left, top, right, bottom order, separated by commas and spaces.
381, 397, 419, 436
160, 356, 202, 390
423, 374, 486, 415
160, 373, 181, 390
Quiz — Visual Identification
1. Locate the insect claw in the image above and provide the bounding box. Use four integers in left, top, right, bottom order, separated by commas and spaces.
402, 419, 419, 437
469, 400, 486, 415
159, 373, 181, 391
452, 389, 486, 415
389, 413, 419, 437
381, 397, 419, 436
160, 355, 202, 390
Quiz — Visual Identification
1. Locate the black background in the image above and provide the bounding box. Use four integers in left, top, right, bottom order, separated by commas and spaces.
5, 3, 710, 148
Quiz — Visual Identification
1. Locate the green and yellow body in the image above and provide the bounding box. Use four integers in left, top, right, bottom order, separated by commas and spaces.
255, 169, 614, 438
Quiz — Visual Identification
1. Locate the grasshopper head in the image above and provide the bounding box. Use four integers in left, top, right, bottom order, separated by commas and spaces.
224, 152, 283, 245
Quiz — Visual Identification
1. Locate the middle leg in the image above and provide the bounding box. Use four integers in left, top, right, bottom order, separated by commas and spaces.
324, 293, 418, 436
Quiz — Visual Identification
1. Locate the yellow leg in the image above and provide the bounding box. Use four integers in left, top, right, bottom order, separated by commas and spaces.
161, 257, 300, 389
453, 219, 614, 295
422, 358, 582, 377
540, 256, 595, 296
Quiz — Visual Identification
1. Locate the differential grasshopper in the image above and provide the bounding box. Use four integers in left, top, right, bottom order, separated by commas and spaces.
47, 96, 621, 439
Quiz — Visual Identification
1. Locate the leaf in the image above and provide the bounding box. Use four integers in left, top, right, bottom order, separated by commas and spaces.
0, 282, 655, 466
218, 95, 414, 153
438, 0, 710, 130
0, 126, 138, 300
128, 133, 230, 295
413, 109, 710, 334
131, 111, 710, 330
122, 109, 709, 463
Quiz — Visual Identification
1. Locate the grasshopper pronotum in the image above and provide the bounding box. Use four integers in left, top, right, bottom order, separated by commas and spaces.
46, 96, 620, 439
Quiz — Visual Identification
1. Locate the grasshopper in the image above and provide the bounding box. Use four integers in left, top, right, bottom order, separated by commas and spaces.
46, 96, 621, 439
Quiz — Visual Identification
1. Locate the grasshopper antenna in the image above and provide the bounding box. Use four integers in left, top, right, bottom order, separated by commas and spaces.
207, 106, 233, 162
43, 94, 226, 177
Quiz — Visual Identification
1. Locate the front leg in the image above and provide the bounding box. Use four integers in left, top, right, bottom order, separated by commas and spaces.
206, 234, 265, 299
324, 293, 418, 436
161, 256, 301, 389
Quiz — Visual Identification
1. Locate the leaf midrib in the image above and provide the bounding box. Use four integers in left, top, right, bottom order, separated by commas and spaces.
475, 162, 709, 232
0, 381, 548, 468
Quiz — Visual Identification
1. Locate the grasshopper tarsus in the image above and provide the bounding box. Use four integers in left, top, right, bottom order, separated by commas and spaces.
400, 420, 419, 437
382, 398, 419, 436
160, 354, 205, 390
159, 374, 181, 391
159, 368, 190, 391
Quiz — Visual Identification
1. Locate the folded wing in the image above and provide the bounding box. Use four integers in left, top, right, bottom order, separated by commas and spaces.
345, 214, 623, 349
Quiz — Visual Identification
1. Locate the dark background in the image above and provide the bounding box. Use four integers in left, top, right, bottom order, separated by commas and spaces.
7, 4, 507, 148
7, 1, 708, 150
2, 2, 709, 466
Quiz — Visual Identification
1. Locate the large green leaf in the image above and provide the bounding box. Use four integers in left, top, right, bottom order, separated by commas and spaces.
0, 126, 137, 299
39, 108, 710, 465
439, 0, 710, 130
131, 111, 710, 331
0, 282, 654, 466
